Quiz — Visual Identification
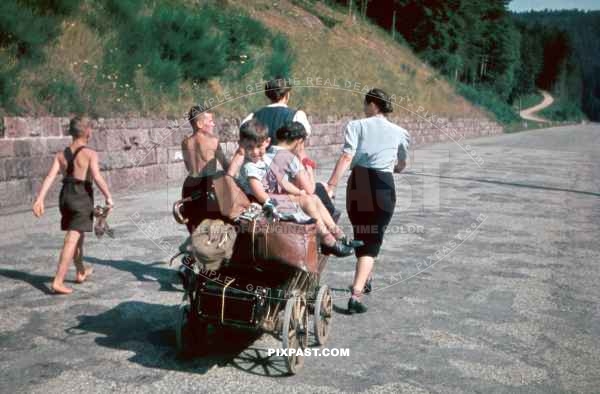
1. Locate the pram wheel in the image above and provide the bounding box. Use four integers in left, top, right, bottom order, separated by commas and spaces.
282, 294, 308, 374
313, 285, 332, 345
175, 302, 207, 357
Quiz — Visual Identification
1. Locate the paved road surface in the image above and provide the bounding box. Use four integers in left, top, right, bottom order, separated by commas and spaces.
1, 124, 599, 393
520, 90, 554, 123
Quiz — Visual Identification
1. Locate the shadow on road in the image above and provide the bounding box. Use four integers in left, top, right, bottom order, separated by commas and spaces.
0, 268, 54, 295
66, 300, 287, 375
84, 256, 183, 292
228, 347, 293, 377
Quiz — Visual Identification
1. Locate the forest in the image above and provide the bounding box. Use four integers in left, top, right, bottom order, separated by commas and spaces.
1, 0, 598, 122
346, 0, 599, 122
513, 9, 600, 121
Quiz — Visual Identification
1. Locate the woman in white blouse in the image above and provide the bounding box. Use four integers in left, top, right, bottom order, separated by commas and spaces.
326, 88, 410, 313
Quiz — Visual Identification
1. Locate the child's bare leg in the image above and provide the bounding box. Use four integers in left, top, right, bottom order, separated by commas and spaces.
52, 231, 81, 294
73, 233, 84, 271
297, 195, 336, 246
314, 197, 344, 239
297, 195, 323, 228
74, 233, 93, 283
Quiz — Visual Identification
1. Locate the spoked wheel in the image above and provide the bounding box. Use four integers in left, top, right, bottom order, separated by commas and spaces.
282, 295, 308, 374
175, 301, 207, 357
313, 285, 333, 345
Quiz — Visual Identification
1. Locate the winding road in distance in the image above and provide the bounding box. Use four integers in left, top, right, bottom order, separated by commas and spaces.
520, 90, 554, 123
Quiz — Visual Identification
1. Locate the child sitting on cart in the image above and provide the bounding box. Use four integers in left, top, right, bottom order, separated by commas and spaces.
236, 119, 354, 257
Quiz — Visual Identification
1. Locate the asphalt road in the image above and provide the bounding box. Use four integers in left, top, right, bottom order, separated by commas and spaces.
1, 124, 599, 393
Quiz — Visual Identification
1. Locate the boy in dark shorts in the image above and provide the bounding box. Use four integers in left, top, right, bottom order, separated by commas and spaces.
32, 116, 113, 295
180, 105, 229, 233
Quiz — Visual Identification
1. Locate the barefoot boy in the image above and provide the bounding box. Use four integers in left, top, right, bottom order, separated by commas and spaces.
32, 116, 113, 294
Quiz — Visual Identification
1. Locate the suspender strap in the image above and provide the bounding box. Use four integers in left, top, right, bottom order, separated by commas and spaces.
65, 146, 87, 176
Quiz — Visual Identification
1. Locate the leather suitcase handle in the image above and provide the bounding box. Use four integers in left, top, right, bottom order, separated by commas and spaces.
172, 198, 191, 224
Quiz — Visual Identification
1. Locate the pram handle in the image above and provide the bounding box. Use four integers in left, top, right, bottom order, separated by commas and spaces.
172, 198, 191, 224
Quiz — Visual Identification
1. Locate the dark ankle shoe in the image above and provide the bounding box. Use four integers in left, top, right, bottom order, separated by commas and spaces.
341, 237, 365, 249
363, 278, 372, 294
321, 240, 354, 257
348, 298, 368, 314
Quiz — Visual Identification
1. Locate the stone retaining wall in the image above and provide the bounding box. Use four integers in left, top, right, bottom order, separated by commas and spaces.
0, 115, 503, 209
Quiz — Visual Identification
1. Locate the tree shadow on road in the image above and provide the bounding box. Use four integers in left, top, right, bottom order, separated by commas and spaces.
67, 300, 269, 375
0, 268, 54, 295
84, 256, 183, 292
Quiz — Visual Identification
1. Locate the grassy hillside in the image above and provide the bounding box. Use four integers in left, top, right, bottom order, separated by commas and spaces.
229, 0, 484, 119
0, 0, 487, 121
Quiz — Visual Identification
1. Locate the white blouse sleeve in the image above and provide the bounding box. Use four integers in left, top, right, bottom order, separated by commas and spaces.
342, 121, 360, 156
397, 130, 410, 161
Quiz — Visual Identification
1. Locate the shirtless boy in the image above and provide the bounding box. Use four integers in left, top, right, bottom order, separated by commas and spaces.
180, 105, 230, 233
32, 116, 113, 295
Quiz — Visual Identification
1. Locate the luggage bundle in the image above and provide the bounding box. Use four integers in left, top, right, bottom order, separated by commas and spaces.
173, 172, 319, 273
234, 217, 319, 273
190, 219, 237, 271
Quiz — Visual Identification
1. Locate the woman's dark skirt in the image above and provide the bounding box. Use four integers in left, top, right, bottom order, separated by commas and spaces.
346, 166, 396, 258
59, 178, 94, 232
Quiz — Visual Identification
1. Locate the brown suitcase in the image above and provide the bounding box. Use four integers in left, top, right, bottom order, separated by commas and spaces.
174, 172, 251, 228
211, 173, 251, 220
234, 218, 320, 274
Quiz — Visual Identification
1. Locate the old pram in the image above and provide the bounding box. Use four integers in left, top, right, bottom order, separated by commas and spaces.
171, 172, 335, 374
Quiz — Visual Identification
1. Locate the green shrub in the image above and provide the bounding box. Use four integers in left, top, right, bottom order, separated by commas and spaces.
38, 77, 84, 115
104, 3, 273, 93
513, 92, 544, 110
218, 9, 270, 79
21, 0, 80, 15
0, 1, 62, 63
0, 0, 81, 113
540, 100, 585, 122
0, 0, 79, 60
0, 67, 19, 113
266, 33, 295, 79
147, 6, 228, 85
86, 0, 142, 33
456, 83, 519, 124
104, 0, 144, 22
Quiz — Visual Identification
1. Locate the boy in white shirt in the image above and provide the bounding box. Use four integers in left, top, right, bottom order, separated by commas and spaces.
237, 119, 354, 257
